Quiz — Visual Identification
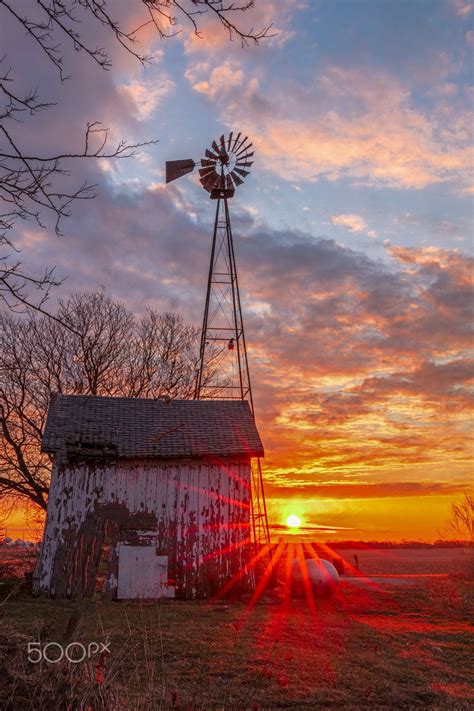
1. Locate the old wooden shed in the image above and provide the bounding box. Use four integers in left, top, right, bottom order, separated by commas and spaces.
34, 394, 264, 600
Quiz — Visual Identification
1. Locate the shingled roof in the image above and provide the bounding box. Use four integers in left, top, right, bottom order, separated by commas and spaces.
42, 394, 264, 461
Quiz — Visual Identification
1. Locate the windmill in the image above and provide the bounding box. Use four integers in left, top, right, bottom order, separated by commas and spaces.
166, 132, 270, 552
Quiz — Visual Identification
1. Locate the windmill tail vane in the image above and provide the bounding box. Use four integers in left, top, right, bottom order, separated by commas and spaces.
165, 131, 270, 555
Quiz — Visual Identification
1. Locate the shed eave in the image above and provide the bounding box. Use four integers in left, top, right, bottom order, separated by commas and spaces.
41, 447, 265, 459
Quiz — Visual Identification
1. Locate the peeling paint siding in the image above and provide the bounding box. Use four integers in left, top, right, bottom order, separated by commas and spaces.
34, 458, 252, 599
36, 462, 60, 591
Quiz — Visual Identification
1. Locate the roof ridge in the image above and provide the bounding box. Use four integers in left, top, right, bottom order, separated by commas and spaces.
52, 393, 250, 404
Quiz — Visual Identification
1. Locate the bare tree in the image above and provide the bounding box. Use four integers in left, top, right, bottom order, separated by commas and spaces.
0, 1, 271, 311
444, 494, 474, 542
0, 290, 217, 510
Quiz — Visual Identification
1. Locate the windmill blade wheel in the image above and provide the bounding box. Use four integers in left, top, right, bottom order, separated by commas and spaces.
198, 131, 253, 197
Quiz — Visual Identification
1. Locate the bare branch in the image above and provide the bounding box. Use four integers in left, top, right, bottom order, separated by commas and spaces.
445, 494, 474, 541
0, 292, 209, 511
0, 1, 270, 311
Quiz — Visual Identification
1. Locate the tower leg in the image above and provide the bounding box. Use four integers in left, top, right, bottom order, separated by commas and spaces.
194, 192, 270, 559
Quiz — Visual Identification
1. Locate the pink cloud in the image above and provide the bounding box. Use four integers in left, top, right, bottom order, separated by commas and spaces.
182, 0, 297, 55
452, 0, 473, 17
186, 60, 244, 100
190, 62, 472, 190
330, 214, 367, 233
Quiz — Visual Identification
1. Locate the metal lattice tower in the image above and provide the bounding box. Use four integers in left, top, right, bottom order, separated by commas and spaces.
194, 195, 251, 404
166, 133, 270, 553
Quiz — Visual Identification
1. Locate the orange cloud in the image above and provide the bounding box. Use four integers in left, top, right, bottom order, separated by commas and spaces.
255, 72, 471, 187
229, 233, 474, 537
264, 481, 468, 500
189, 62, 472, 190
330, 214, 367, 233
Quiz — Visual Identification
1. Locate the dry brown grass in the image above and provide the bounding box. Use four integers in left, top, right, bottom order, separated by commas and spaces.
0, 549, 473, 710
0, 548, 38, 579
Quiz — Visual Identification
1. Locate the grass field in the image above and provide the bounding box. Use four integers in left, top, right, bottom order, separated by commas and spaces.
1, 548, 473, 710
336, 548, 472, 575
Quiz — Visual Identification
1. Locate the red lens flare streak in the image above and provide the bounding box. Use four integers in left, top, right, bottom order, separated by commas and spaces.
174, 479, 250, 509
213, 542, 274, 601
246, 539, 287, 612
296, 541, 317, 617
201, 536, 252, 563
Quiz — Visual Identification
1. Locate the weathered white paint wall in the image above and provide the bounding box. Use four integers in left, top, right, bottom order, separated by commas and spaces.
34, 458, 252, 599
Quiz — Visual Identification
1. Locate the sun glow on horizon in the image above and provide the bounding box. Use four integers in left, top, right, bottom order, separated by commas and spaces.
286, 514, 302, 529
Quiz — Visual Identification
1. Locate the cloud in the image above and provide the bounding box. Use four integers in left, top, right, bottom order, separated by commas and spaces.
305, 358, 474, 429
186, 60, 244, 100
330, 214, 367, 233
182, 0, 298, 55
427, 82, 458, 98
264, 480, 468, 499
452, 0, 473, 17
189, 62, 473, 190
117, 78, 175, 120
0, 3, 168, 173
232, 235, 473, 487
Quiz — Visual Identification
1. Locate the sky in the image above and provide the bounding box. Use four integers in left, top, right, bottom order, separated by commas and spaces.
2, 0, 473, 541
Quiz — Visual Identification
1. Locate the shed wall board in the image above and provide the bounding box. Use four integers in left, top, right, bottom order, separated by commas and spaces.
34, 458, 252, 599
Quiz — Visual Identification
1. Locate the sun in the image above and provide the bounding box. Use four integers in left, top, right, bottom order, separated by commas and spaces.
286, 514, 302, 529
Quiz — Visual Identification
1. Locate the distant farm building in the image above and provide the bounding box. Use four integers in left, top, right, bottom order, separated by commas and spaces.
34, 394, 263, 599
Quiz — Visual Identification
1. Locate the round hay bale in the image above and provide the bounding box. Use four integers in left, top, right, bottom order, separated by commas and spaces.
291, 557, 339, 599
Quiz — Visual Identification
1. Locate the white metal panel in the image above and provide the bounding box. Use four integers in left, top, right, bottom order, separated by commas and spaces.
117, 545, 174, 599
